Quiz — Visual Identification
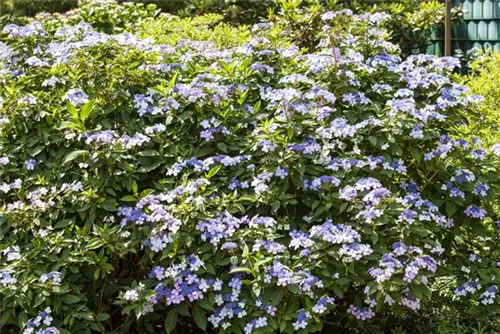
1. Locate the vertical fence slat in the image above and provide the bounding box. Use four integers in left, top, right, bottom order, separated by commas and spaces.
429, 0, 499, 56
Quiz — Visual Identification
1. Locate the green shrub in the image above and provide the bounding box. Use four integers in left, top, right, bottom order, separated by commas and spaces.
137, 14, 252, 48
329, 0, 464, 56
457, 52, 500, 146
0, 0, 463, 60
20, 1, 256, 49
0, 0, 76, 18
266, 0, 463, 57
176, 0, 277, 25
0, 6, 499, 334
0, 0, 276, 26
28, 0, 161, 34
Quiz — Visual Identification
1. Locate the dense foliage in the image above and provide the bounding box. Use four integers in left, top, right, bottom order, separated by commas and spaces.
0, 0, 459, 50
0, 0, 76, 19
267, 0, 463, 56
0, 4, 499, 334
333, 0, 464, 56
457, 52, 500, 146
1, 0, 460, 58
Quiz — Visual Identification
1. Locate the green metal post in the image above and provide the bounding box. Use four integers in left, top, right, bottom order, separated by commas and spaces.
445, 0, 452, 56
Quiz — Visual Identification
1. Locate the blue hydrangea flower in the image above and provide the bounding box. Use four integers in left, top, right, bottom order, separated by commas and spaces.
62, 88, 89, 106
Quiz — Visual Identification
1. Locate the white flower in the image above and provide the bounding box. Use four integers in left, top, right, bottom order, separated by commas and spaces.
124, 289, 139, 301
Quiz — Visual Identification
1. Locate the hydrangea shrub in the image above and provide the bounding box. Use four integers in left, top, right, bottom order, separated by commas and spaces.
0, 9, 499, 334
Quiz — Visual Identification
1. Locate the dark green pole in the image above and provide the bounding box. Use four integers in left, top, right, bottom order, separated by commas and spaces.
444, 0, 452, 56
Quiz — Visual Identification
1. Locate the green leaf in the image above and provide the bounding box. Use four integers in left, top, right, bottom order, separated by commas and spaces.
63, 150, 88, 164
271, 290, 284, 305
192, 306, 207, 331
54, 219, 73, 229
58, 120, 84, 131
468, 305, 480, 315
67, 101, 79, 119
175, 304, 191, 317
421, 284, 432, 300
445, 202, 457, 217
296, 163, 306, 176
140, 189, 156, 199
472, 222, 488, 237
164, 309, 177, 333
120, 195, 137, 202
238, 195, 256, 202
17, 312, 27, 329
96, 313, 110, 321
138, 160, 162, 173
254, 257, 274, 270
410, 147, 421, 162
166, 72, 179, 94
0, 308, 11, 325
279, 319, 288, 332
217, 142, 228, 152
61, 294, 80, 304
131, 180, 138, 194
410, 284, 432, 301
207, 165, 222, 179
80, 99, 95, 123
87, 238, 105, 250
332, 285, 344, 298
336, 277, 351, 286
196, 298, 215, 311
138, 150, 160, 157
229, 267, 253, 274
